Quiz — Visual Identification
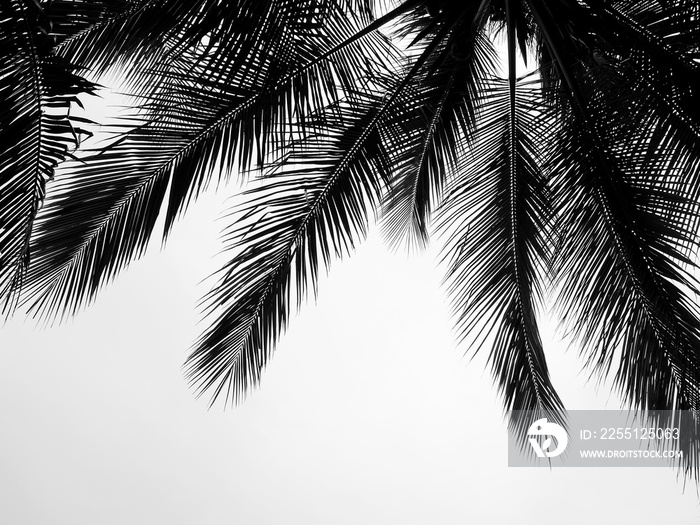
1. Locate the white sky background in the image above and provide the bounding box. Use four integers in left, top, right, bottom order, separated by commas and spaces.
2, 190, 700, 523
2, 24, 700, 525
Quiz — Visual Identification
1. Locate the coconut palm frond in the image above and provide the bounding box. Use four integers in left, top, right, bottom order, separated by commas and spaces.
185, 88, 395, 405
380, 12, 500, 251
49, 0, 201, 75
547, 42, 700, 479
0, 0, 95, 310
438, 73, 565, 438
524, 0, 700, 475
184, 23, 443, 404
19, 5, 406, 321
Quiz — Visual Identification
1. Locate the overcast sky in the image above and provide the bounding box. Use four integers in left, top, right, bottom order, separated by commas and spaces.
1, 183, 699, 524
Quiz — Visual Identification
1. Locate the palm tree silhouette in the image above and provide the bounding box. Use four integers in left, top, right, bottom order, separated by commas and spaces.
2, 0, 699, 477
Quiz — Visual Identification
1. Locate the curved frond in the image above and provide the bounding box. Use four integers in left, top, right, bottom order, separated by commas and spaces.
0, 0, 94, 309
20, 5, 403, 320
185, 88, 395, 405
380, 11, 499, 251
525, 0, 700, 477
438, 76, 565, 435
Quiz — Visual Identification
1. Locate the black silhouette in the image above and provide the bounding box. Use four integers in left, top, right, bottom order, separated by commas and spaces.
1, 0, 699, 478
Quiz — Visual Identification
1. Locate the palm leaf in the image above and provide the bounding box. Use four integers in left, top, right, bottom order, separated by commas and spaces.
380, 10, 499, 251
19, 2, 404, 319
185, 32, 443, 404
438, 74, 565, 439
0, 0, 94, 310
185, 88, 394, 405
529, 0, 700, 477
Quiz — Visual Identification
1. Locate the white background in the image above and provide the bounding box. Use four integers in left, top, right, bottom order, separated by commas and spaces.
1, 185, 699, 524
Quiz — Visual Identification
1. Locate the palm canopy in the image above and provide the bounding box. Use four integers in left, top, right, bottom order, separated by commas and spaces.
1, 0, 700, 476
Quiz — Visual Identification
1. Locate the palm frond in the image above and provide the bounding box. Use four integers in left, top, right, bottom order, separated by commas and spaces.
551, 104, 700, 477
185, 34, 442, 404
19, 3, 404, 320
3, 0, 700, 480
51, 0, 197, 76
41, 0, 136, 46
380, 12, 499, 251
185, 88, 394, 405
0, 0, 94, 310
438, 75, 565, 439
525, 0, 700, 477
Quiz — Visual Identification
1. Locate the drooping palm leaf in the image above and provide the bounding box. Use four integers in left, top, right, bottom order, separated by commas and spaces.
0, 0, 94, 310
185, 88, 395, 405
438, 74, 565, 436
380, 9, 499, 251
20, 2, 404, 320
508, 0, 700, 476
185, 25, 444, 405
